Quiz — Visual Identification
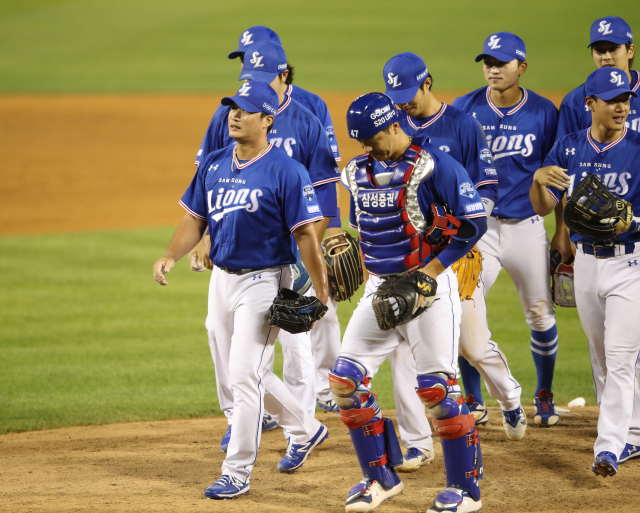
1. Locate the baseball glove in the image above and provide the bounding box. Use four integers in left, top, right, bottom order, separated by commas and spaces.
268, 288, 328, 334
549, 249, 576, 308
564, 174, 633, 241
450, 245, 483, 301
372, 272, 437, 331
323, 231, 364, 301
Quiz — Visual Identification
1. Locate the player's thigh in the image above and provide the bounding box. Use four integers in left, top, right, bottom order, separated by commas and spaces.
459, 279, 493, 363
206, 268, 234, 361
477, 218, 502, 292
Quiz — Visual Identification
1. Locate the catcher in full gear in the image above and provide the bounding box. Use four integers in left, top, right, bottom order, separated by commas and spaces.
530, 67, 640, 477
329, 93, 489, 513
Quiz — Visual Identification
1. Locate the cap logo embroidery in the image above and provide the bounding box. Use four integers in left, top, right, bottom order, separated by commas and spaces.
387, 73, 402, 88
238, 83, 252, 96
250, 52, 264, 68
241, 31, 253, 46
598, 20, 613, 36
610, 71, 624, 86
488, 35, 501, 49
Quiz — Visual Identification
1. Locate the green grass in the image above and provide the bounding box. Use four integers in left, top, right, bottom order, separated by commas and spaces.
1, 0, 639, 93
0, 220, 593, 433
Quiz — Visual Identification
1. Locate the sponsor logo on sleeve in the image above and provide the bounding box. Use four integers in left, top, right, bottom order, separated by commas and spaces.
465, 202, 484, 213
307, 204, 321, 213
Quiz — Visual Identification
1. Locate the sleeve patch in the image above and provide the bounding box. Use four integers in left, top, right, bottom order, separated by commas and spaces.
464, 202, 485, 214
480, 148, 493, 163
459, 182, 475, 198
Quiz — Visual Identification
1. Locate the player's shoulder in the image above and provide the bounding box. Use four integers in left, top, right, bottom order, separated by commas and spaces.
264, 144, 308, 173
289, 85, 329, 111
211, 103, 232, 119
523, 89, 558, 112
560, 82, 587, 107
554, 129, 587, 149
625, 127, 640, 146
452, 87, 487, 109
442, 103, 480, 129
198, 145, 233, 170
287, 97, 324, 128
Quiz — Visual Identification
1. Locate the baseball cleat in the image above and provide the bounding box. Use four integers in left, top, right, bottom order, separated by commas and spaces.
502, 406, 527, 440
262, 413, 279, 431
345, 478, 404, 513
221, 425, 232, 452
534, 389, 559, 426
427, 487, 482, 512
465, 395, 489, 426
276, 423, 328, 473
396, 447, 435, 472
592, 451, 618, 477
205, 475, 249, 499
317, 398, 340, 414
619, 443, 640, 464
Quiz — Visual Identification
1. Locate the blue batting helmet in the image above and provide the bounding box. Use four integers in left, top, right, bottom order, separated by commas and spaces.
346, 93, 398, 140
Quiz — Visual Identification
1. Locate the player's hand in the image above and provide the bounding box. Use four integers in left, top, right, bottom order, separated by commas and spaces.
534, 166, 571, 190
550, 233, 575, 264
153, 257, 175, 286
188, 236, 212, 272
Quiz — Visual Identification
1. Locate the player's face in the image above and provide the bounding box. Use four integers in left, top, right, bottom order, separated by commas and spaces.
588, 94, 631, 131
483, 57, 525, 92
228, 104, 272, 141
396, 81, 431, 118
358, 127, 400, 161
591, 42, 635, 72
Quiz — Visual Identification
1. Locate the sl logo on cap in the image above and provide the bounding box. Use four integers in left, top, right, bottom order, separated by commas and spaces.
598, 20, 613, 36
387, 73, 402, 88
238, 83, 252, 96
610, 71, 624, 86
250, 52, 264, 68
488, 35, 501, 49
241, 31, 254, 46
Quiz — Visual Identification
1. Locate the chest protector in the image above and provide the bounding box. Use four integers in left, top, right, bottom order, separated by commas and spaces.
344, 144, 436, 276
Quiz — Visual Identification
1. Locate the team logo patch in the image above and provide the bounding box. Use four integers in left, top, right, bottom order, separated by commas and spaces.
459, 182, 475, 198
241, 30, 253, 46
250, 52, 264, 68
387, 73, 402, 88
480, 148, 492, 163
303, 185, 315, 200
238, 83, 252, 96
488, 35, 501, 49
598, 20, 613, 36
610, 71, 624, 86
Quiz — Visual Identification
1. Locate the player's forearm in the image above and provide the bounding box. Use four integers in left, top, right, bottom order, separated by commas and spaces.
529, 181, 556, 216
164, 213, 208, 262
294, 226, 329, 304
314, 217, 330, 243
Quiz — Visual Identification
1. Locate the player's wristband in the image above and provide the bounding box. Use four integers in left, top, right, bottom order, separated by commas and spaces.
481, 198, 495, 217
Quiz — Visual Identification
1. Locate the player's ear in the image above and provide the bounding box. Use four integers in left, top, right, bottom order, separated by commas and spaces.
585, 96, 597, 113
518, 61, 527, 76
263, 115, 274, 131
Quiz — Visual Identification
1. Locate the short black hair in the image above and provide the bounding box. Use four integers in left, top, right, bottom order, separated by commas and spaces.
284, 64, 294, 85
260, 111, 275, 133
626, 42, 635, 70
419, 74, 434, 92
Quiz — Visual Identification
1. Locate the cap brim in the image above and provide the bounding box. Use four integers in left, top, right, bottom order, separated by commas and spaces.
385, 84, 420, 105
228, 50, 245, 59
220, 96, 262, 113
593, 88, 637, 100
238, 69, 279, 83
475, 51, 519, 63
588, 36, 631, 47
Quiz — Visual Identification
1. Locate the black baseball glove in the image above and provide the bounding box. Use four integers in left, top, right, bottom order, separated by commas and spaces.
564, 174, 633, 241
372, 272, 438, 331
268, 288, 328, 334
323, 231, 364, 302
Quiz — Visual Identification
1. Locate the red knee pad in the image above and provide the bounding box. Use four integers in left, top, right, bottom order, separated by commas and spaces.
432, 413, 476, 440
329, 372, 357, 396
339, 407, 376, 430
416, 387, 447, 407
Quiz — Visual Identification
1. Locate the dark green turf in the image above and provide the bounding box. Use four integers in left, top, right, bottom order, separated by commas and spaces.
1, 0, 639, 93
0, 220, 593, 433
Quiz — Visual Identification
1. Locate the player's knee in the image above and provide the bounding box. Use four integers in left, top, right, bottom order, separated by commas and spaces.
416, 373, 455, 407
458, 344, 484, 365
524, 300, 555, 329
329, 356, 369, 408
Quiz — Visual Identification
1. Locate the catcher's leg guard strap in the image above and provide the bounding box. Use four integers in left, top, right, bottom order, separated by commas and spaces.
415, 374, 458, 407
329, 356, 368, 399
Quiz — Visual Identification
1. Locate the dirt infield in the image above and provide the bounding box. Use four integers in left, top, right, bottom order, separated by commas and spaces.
1, 407, 638, 513
0, 92, 565, 236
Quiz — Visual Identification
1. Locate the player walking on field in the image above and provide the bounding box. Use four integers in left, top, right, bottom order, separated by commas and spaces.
530, 67, 640, 475
453, 32, 562, 426
153, 82, 329, 498
331, 92, 487, 513
375, 52, 524, 472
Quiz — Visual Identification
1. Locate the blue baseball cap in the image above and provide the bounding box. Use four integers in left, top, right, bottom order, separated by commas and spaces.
238, 41, 287, 83
347, 93, 398, 140
383, 53, 430, 105
228, 26, 282, 59
221, 81, 279, 116
585, 67, 637, 100
475, 32, 526, 63
589, 17, 633, 47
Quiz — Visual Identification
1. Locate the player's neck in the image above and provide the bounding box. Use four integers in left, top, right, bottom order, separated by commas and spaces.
273, 82, 288, 109
235, 137, 270, 161
590, 123, 624, 145
489, 83, 522, 108
389, 134, 413, 161
415, 95, 442, 119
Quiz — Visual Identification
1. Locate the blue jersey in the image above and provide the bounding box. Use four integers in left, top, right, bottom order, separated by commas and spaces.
397, 103, 498, 202
556, 70, 640, 141
286, 84, 341, 162
181, 143, 323, 270
545, 127, 640, 246
453, 87, 558, 219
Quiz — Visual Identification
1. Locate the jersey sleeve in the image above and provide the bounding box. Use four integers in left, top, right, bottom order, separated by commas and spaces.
305, 115, 342, 187
348, 195, 357, 229
180, 161, 208, 220
316, 101, 341, 162
195, 106, 229, 166
541, 103, 559, 161
555, 92, 582, 142
283, 164, 324, 233
314, 182, 338, 217
461, 117, 498, 201
541, 140, 569, 204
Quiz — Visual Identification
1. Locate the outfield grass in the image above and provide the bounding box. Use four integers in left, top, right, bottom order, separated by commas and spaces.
0, 220, 594, 433
1, 0, 639, 93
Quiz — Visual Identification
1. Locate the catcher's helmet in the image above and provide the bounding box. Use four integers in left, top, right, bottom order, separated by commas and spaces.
346, 93, 398, 140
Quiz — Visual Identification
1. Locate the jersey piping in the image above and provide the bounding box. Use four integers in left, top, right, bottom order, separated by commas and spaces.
485, 86, 529, 117
407, 103, 447, 130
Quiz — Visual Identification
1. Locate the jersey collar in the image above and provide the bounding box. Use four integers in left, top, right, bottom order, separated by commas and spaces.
485, 86, 528, 117
407, 103, 447, 130
632, 70, 639, 93
587, 126, 627, 153
285, 84, 293, 96
277, 94, 292, 114
232, 142, 274, 170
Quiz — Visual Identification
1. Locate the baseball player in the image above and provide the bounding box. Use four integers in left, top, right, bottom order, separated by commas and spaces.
331, 93, 487, 513
191, 40, 341, 448
530, 67, 640, 474
452, 32, 561, 426
226, 25, 345, 414
381, 53, 524, 471
153, 82, 329, 498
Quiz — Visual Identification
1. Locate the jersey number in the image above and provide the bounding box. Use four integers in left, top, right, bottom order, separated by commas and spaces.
270, 137, 297, 157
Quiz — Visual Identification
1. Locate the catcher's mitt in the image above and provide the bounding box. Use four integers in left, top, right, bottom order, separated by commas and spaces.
269, 288, 328, 334
549, 249, 576, 308
450, 245, 483, 301
564, 174, 633, 241
372, 272, 437, 331
323, 231, 364, 301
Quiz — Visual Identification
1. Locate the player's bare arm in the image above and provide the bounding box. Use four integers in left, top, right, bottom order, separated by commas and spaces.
154, 212, 207, 286
530, 165, 570, 216
293, 223, 329, 306
550, 200, 575, 263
